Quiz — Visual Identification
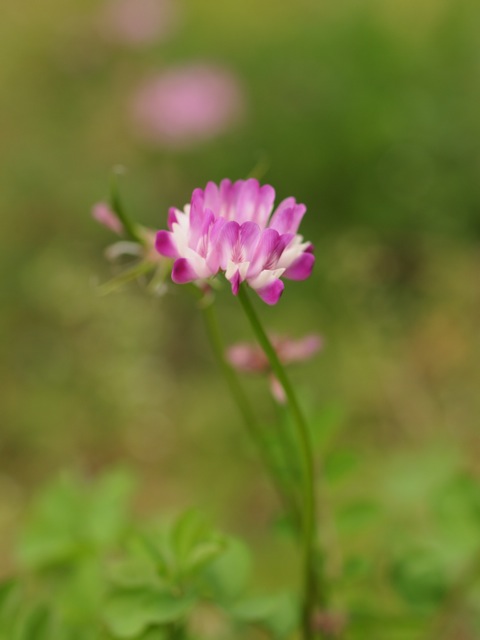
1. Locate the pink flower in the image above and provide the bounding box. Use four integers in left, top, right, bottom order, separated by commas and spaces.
131, 64, 244, 148
92, 202, 124, 235
99, 0, 178, 46
227, 334, 323, 403
155, 179, 315, 304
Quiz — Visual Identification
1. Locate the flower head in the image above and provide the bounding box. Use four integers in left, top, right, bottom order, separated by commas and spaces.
155, 179, 315, 304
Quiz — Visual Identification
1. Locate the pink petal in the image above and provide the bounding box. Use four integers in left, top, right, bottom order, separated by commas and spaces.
247, 228, 280, 277
265, 233, 293, 269
239, 221, 261, 255
218, 178, 233, 217
269, 374, 286, 404
279, 335, 323, 363
167, 207, 179, 230
236, 178, 260, 223
172, 258, 198, 283
224, 180, 245, 220
230, 269, 241, 295
226, 343, 267, 372
255, 278, 284, 305
217, 220, 240, 268
255, 184, 276, 228
269, 203, 306, 234
205, 217, 227, 272
270, 196, 295, 218
188, 192, 205, 247
155, 230, 178, 258
203, 181, 221, 214
283, 252, 315, 280
196, 208, 215, 257
92, 202, 124, 235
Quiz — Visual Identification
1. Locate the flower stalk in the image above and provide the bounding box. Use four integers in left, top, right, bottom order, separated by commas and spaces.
237, 285, 318, 639
197, 289, 302, 528
109, 169, 143, 243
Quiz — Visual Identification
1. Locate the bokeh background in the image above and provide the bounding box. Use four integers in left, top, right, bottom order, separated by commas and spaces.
1, 0, 480, 634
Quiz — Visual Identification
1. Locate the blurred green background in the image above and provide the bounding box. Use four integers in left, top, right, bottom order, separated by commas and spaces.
1, 0, 480, 634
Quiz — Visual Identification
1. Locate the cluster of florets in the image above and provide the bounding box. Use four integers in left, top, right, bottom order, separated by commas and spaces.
155, 178, 314, 305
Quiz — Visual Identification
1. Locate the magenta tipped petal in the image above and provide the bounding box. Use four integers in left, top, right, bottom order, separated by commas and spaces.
269, 203, 306, 235
255, 279, 284, 305
230, 270, 241, 295
284, 252, 315, 280
155, 230, 178, 258
172, 258, 198, 283
167, 207, 179, 229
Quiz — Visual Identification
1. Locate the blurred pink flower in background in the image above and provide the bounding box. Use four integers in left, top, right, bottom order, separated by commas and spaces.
99, 0, 179, 46
227, 334, 323, 403
228, 335, 323, 373
131, 64, 245, 148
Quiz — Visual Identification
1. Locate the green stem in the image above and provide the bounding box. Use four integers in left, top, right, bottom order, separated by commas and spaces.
109, 170, 142, 243
198, 292, 302, 527
273, 402, 304, 508
237, 285, 318, 640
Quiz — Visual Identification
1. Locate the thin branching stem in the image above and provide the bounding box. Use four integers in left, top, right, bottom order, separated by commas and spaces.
197, 290, 302, 528
237, 285, 319, 640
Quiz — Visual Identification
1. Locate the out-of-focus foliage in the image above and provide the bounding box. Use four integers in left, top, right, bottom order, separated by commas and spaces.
1, 471, 298, 640
3, 449, 480, 639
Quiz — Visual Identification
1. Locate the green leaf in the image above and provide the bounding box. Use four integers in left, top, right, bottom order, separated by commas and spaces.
18, 475, 83, 569
390, 546, 448, 611
109, 556, 159, 589
229, 592, 298, 639
170, 510, 226, 577
104, 587, 195, 639
19, 529, 78, 570
130, 531, 171, 578
186, 540, 226, 574
140, 629, 168, 640
16, 604, 51, 640
205, 538, 252, 602
0, 579, 20, 637
171, 510, 210, 564
84, 469, 135, 547
18, 470, 134, 569
0, 579, 17, 612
